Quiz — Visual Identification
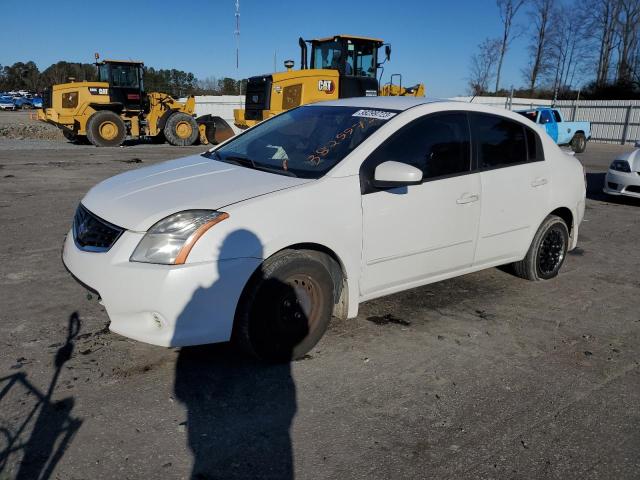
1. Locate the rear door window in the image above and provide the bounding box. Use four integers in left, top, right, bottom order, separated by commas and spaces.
552, 110, 562, 122
470, 113, 528, 169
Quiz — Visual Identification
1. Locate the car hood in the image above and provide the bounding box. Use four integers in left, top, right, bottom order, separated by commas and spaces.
615, 148, 640, 172
82, 154, 311, 231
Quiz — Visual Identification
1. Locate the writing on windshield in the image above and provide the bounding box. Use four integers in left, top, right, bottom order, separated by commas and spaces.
205, 106, 398, 179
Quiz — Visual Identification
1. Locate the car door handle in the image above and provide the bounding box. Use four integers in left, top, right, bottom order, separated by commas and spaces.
531, 178, 548, 187
456, 193, 479, 204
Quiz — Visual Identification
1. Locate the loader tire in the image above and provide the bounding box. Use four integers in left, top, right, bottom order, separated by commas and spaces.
86, 111, 126, 147
164, 112, 199, 146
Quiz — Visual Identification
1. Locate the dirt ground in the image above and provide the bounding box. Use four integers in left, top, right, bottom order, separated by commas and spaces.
0, 135, 638, 480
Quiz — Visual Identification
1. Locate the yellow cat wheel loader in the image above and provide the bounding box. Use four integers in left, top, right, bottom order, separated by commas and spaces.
37, 59, 234, 147
234, 34, 425, 129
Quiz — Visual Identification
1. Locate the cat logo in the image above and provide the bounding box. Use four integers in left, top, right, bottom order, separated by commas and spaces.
318, 80, 335, 94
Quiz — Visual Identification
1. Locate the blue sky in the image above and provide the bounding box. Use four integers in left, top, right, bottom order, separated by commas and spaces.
0, 0, 533, 97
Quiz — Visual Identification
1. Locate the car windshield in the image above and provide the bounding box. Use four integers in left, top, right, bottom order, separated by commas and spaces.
203, 106, 398, 179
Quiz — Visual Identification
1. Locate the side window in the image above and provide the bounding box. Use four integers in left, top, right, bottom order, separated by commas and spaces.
366, 112, 471, 181
471, 113, 527, 168
539, 110, 553, 124
552, 110, 562, 123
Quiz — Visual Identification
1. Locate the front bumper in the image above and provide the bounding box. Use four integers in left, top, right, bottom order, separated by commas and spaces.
62, 230, 261, 347
603, 170, 640, 199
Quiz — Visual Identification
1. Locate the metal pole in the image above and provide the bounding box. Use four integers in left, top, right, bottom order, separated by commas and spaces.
621, 105, 633, 145
572, 88, 581, 121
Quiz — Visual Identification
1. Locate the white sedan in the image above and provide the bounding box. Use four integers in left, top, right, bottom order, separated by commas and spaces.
603, 141, 640, 199
63, 98, 586, 362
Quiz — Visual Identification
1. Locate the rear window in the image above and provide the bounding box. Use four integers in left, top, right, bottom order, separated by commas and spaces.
517, 111, 538, 122
205, 106, 397, 179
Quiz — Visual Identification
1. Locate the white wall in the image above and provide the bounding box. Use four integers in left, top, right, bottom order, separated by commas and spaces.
181, 95, 245, 134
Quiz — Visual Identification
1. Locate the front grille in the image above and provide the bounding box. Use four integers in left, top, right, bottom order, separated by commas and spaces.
73, 204, 124, 252
626, 185, 640, 194
42, 87, 52, 109
244, 75, 272, 120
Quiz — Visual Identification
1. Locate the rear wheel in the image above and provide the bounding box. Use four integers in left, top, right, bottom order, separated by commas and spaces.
234, 250, 334, 363
163, 112, 199, 146
570, 133, 587, 153
86, 111, 126, 147
512, 215, 569, 281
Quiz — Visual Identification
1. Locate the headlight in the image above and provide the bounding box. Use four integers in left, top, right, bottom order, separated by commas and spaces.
610, 160, 631, 173
130, 210, 229, 265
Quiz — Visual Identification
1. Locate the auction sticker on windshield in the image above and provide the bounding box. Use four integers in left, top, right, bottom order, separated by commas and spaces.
352, 109, 397, 120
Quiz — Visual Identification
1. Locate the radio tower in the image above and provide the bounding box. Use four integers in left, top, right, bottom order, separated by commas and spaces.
234, 0, 240, 70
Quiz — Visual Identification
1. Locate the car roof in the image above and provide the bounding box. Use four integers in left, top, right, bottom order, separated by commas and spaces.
309, 96, 448, 111
515, 107, 552, 112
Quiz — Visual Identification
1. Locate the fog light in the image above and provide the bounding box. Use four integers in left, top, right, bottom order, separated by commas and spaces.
151, 313, 164, 329
608, 182, 619, 190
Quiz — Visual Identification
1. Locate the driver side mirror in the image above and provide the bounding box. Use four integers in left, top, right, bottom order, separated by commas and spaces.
385, 45, 391, 61
635, 140, 640, 148
373, 161, 422, 188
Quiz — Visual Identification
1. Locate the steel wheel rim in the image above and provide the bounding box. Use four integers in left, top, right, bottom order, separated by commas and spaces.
277, 274, 324, 341
99, 121, 118, 140
537, 227, 566, 275
176, 121, 193, 139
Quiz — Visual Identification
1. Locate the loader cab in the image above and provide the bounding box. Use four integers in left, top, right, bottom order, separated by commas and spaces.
308, 35, 386, 97
97, 60, 144, 111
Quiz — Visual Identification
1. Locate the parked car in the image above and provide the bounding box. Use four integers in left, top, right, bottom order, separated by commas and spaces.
0, 95, 16, 111
13, 96, 33, 109
516, 107, 591, 153
603, 140, 640, 199
30, 96, 43, 109
62, 98, 586, 362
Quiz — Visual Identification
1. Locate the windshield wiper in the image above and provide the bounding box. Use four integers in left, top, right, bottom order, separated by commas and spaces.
213, 153, 297, 177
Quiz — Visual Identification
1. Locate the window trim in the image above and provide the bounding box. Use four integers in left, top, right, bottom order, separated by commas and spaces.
359, 110, 475, 195
469, 111, 545, 173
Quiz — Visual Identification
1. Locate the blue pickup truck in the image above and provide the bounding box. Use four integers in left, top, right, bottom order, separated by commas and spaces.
516, 107, 591, 153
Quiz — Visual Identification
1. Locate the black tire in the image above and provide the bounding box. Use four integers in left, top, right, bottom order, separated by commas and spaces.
234, 250, 335, 363
86, 111, 126, 147
163, 112, 199, 146
570, 133, 587, 153
512, 215, 569, 281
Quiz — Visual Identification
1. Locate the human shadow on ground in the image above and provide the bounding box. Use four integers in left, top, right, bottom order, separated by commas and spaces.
174, 230, 300, 480
0, 313, 83, 480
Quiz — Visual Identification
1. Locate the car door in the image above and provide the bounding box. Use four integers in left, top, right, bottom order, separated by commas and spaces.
470, 112, 550, 266
539, 109, 558, 142
553, 109, 572, 144
360, 112, 481, 297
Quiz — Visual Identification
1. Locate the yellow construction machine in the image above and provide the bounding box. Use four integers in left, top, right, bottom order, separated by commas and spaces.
38, 58, 234, 147
234, 34, 425, 129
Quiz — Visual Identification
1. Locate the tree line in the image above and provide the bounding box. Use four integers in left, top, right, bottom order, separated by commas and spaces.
0, 61, 246, 97
469, 0, 640, 99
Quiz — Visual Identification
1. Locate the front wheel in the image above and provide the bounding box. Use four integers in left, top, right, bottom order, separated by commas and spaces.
163, 112, 199, 146
234, 250, 335, 363
512, 215, 569, 281
570, 133, 587, 153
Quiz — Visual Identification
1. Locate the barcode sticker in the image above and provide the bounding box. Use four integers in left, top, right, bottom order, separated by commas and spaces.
352, 109, 397, 120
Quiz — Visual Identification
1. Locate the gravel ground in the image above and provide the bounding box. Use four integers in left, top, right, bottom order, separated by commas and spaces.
0, 111, 64, 141
0, 140, 638, 480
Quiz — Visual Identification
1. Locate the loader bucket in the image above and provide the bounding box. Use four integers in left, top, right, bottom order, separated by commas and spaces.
196, 115, 235, 145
